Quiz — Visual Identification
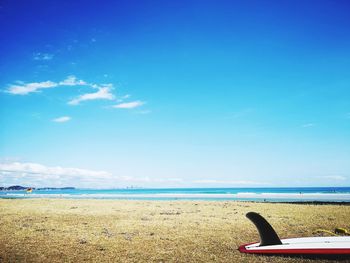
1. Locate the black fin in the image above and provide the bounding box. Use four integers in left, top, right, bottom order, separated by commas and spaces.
246, 212, 282, 246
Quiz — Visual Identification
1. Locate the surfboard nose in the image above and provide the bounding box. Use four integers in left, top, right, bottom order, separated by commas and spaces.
246, 212, 282, 246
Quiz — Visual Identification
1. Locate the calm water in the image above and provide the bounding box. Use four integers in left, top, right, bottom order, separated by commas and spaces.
1, 187, 350, 202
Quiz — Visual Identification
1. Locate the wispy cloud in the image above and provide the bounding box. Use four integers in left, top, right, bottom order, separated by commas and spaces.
302, 123, 315, 128
116, 94, 131, 102
113, 100, 145, 109
7, 81, 57, 95
33, 52, 54, 61
192, 179, 268, 185
68, 85, 114, 105
0, 162, 113, 187
118, 176, 183, 183
0, 161, 181, 188
6, 76, 147, 112
136, 110, 152, 115
59, 75, 86, 86
318, 175, 347, 181
6, 76, 87, 95
0, 162, 111, 178
52, 116, 71, 123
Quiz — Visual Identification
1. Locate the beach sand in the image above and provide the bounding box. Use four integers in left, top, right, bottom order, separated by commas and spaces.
0, 199, 349, 262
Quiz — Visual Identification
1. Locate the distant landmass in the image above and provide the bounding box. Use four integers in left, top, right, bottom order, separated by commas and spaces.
0, 185, 75, 191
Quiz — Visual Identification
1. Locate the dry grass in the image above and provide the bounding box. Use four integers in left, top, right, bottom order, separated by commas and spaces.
0, 199, 349, 262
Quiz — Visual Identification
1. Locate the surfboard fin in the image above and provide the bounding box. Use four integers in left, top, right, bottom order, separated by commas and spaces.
246, 212, 282, 246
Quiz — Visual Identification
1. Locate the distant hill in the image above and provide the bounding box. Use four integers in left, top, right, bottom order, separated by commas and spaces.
0, 185, 75, 191
0, 185, 28, 190
36, 187, 75, 190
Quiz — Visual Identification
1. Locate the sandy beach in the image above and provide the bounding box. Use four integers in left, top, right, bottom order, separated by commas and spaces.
0, 199, 349, 263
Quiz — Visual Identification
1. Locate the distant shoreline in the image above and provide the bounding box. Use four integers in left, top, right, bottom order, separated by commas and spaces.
1, 197, 350, 205
1, 187, 350, 202
0, 185, 75, 191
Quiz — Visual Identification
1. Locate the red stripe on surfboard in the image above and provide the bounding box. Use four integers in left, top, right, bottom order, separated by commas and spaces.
238, 243, 350, 255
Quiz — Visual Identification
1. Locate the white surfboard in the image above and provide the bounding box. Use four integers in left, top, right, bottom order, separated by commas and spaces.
239, 212, 350, 255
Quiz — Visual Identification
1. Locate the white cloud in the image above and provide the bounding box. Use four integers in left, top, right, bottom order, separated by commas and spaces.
302, 123, 315, 128
118, 176, 183, 183
6, 75, 87, 95
116, 94, 131, 102
68, 85, 115, 105
59, 75, 86, 86
0, 162, 111, 178
0, 162, 113, 187
52, 116, 71, 123
5, 76, 147, 113
119, 176, 152, 182
33, 52, 54, 61
192, 179, 267, 185
113, 100, 145, 109
7, 81, 57, 95
318, 175, 347, 181
136, 110, 152, 115
0, 161, 183, 188
154, 178, 184, 183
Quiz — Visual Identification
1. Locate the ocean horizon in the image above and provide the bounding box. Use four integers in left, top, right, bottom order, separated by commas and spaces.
1, 187, 350, 202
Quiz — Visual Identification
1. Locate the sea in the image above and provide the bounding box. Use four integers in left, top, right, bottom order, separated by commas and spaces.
1, 187, 350, 202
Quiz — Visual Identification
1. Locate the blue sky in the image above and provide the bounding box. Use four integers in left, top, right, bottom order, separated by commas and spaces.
0, 0, 350, 188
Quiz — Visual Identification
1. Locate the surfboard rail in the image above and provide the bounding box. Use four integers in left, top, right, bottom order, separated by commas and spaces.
239, 243, 350, 255
239, 212, 350, 256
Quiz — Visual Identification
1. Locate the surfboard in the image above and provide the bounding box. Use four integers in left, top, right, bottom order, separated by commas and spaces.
239, 212, 350, 255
